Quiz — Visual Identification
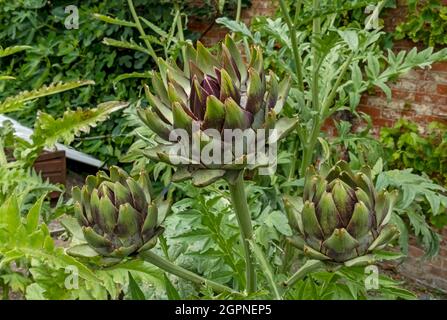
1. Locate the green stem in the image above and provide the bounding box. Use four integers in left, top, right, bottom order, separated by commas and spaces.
278, 0, 304, 92
300, 116, 322, 176
285, 139, 300, 193
283, 260, 324, 287
279, 0, 305, 185
140, 251, 238, 295
127, 0, 159, 67
299, 0, 321, 177
174, 4, 188, 75
227, 172, 256, 294
321, 54, 354, 116
0, 141, 7, 166
311, 0, 321, 113
1, 281, 8, 300
249, 240, 282, 300
236, 0, 242, 23
293, 0, 303, 26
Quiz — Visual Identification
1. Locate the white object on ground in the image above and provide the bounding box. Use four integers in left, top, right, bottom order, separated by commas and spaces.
0, 115, 104, 168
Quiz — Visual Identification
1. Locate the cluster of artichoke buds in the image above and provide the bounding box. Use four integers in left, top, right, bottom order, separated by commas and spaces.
138, 35, 298, 187
285, 161, 399, 264
72, 167, 170, 259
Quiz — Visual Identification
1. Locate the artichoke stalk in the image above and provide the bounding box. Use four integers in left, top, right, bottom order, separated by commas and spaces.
138, 34, 298, 187
285, 161, 400, 264
72, 167, 169, 259
71, 167, 237, 295
137, 36, 298, 293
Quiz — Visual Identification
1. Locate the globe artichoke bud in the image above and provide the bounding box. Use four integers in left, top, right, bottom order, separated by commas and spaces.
285, 161, 399, 264
71, 167, 169, 259
138, 35, 298, 187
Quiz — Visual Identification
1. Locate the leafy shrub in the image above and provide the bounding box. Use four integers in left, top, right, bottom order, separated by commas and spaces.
380, 119, 447, 187
394, 0, 447, 47
0, 0, 179, 164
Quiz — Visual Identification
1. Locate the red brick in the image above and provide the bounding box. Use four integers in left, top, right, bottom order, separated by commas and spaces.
414, 115, 447, 125
357, 105, 381, 118
416, 81, 438, 94
391, 88, 415, 100
359, 95, 369, 105
432, 105, 447, 117
428, 265, 447, 278
429, 257, 444, 268
432, 62, 447, 73
415, 94, 447, 105
437, 84, 447, 95
373, 117, 394, 128
408, 244, 425, 258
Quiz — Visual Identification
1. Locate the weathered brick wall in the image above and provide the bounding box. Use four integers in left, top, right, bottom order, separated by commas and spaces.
358, 0, 447, 132
395, 231, 447, 292
359, 1, 447, 292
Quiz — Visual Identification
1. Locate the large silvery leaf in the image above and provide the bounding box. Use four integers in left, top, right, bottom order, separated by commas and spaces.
0, 81, 95, 114
31, 101, 128, 148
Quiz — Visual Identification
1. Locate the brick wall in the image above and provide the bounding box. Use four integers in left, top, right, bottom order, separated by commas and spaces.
395, 231, 447, 292
359, 1, 447, 292
188, 0, 277, 46
358, 1, 447, 133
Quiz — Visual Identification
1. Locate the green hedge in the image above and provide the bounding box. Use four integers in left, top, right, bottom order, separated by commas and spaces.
0, 0, 181, 164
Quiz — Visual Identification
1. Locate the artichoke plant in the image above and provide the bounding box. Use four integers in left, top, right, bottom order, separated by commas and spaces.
285, 161, 399, 264
71, 167, 169, 259
138, 35, 298, 186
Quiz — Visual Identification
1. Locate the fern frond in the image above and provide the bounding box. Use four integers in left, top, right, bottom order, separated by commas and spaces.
32, 101, 129, 148
102, 38, 152, 55
0, 80, 95, 114
92, 13, 136, 27
0, 45, 32, 58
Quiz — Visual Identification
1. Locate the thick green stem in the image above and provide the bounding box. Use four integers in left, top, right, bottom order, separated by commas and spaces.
322, 55, 353, 113
140, 251, 237, 295
227, 173, 256, 293
279, 0, 304, 92
1, 281, 8, 300
0, 141, 7, 166
300, 118, 321, 176
127, 0, 159, 67
283, 260, 324, 287
311, 0, 321, 112
235, 0, 242, 23
285, 139, 300, 192
279, 0, 305, 185
299, 0, 321, 177
174, 4, 188, 75
293, 0, 303, 26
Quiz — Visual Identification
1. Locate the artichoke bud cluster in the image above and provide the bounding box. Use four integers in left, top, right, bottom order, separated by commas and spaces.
138, 35, 298, 187
285, 161, 399, 263
72, 167, 169, 259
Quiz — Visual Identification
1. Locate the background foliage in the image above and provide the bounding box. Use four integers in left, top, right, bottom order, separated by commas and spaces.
394, 0, 447, 47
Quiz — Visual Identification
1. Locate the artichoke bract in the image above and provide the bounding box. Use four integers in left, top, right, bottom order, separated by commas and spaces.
72, 167, 169, 259
285, 161, 399, 264
138, 35, 298, 186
